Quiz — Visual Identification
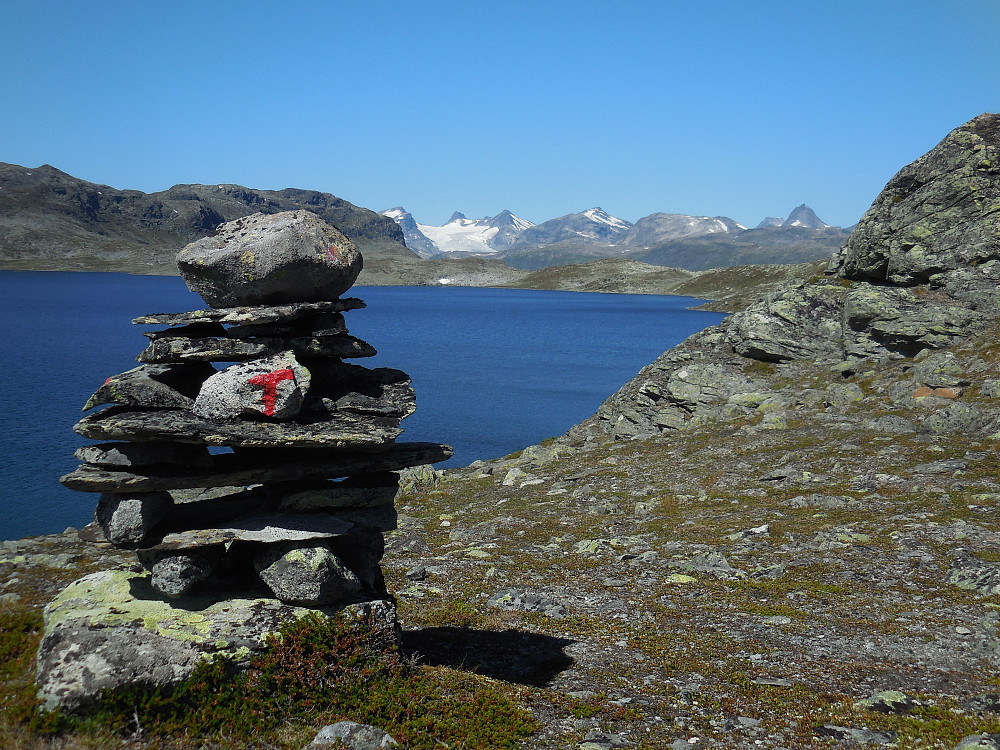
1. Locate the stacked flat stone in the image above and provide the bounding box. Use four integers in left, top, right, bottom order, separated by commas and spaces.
61, 210, 451, 606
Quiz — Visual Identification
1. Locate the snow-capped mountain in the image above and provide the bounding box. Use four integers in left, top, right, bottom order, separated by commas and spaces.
382, 203, 837, 268
381, 208, 534, 258
381, 207, 437, 258
755, 216, 785, 229
518, 207, 632, 247
621, 213, 745, 249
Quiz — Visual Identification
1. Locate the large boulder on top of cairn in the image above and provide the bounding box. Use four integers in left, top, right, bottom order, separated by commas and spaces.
177, 210, 362, 307
47, 207, 452, 711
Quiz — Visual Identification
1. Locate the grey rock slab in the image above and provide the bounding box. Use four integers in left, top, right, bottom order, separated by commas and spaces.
61, 442, 452, 492
255, 543, 362, 605
137, 333, 376, 363
176, 210, 363, 307
726, 281, 846, 362
488, 589, 568, 618
193, 351, 311, 420
815, 724, 898, 745
75, 442, 213, 469
95, 491, 173, 545
308, 721, 398, 749
279, 473, 400, 511
665, 363, 759, 409
73, 406, 402, 449
305, 364, 416, 419
83, 363, 215, 411
35, 569, 397, 712
148, 505, 397, 552
133, 298, 365, 327
955, 736, 1000, 750
143, 321, 228, 340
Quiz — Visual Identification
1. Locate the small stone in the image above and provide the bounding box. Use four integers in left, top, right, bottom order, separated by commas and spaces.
255, 542, 362, 605
193, 351, 310, 420
815, 724, 898, 745
146, 551, 220, 598
954, 735, 1000, 750
95, 491, 173, 545
177, 210, 362, 307
405, 566, 427, 581
308, 720, 398, 748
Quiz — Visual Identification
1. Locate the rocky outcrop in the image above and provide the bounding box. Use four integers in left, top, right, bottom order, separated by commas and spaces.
41, 210, 450, 710
578, 113, 1000, 440
837, 113, 1000, 285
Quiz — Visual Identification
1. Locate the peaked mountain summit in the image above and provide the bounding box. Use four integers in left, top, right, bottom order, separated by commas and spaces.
782, 204, 829, 229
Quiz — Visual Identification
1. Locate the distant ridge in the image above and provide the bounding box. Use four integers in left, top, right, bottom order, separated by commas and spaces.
0, 162, 414, 273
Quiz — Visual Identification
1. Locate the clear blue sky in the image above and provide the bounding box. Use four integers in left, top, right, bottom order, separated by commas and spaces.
2, 1, 998, 228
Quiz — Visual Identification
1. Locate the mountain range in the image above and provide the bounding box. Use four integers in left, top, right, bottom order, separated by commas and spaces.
382, 204, 846, 271
0, 160, 847, 276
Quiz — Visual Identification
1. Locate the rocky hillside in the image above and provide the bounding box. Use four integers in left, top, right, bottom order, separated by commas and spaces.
0, 163, 413, 273
4, 114, 1000, 750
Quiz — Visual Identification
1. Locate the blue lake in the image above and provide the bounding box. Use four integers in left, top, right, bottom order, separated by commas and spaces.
0, 272, 726, 540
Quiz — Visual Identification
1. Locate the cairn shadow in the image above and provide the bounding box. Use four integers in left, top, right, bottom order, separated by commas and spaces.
402, 626, 575, 687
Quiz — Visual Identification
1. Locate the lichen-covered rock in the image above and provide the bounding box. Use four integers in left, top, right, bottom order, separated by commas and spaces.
854, 690, 922, 714
177, 210, 362, 307
838, 113, 1000, 284
95, 491, 173, 545
726, 282, 846, 362
912, 350, 969, 389
843, 285, 975, 358
947, 553, 1000, 596
35, 569, 397, 712
308, 721, 398, 749
255, 542, 362, 605
193, 351, 311, 420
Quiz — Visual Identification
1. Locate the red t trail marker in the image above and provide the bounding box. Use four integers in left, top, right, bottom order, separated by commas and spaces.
246, 368, 295, 416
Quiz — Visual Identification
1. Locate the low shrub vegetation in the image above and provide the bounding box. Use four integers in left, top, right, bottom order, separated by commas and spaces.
3, 609, 538, 750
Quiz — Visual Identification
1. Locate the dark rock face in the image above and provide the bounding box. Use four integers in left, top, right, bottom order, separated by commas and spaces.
177, 211, 362, 307
46, 213, 450, 711
837, 112, 1000, 284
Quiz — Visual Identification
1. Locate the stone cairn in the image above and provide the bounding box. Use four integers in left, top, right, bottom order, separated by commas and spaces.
60, 210, 451, 607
